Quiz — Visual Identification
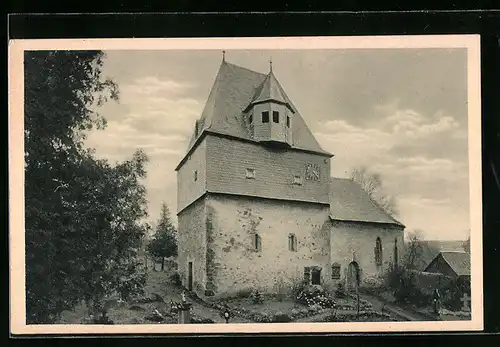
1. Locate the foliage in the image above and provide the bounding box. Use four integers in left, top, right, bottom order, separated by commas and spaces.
168, 272, 182, 287
295, 285, 336, 308
147, 202, 178, 270
384, 264, 432, 308
24, 51, 149, 323
335, 282, 347, 298
403, 230, 441, 270
350, 166, 399, 217
235, 288, 253, 298
250, 290, 264, 304
271, 311, 293, 322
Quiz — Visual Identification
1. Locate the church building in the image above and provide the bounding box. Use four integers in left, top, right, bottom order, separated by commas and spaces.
175, 56, 405, 297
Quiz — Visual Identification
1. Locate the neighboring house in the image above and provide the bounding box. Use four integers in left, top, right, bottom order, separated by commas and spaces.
175, 57, 405, 298
423, 251, 471, 279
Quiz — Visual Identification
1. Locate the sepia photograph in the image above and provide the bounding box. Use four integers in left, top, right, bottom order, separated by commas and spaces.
8, 35, 482, 334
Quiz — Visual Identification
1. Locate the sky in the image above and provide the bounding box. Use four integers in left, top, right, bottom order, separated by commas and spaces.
84, 48, 470, 241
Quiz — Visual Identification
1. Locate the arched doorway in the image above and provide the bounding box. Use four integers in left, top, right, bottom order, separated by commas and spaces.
346, 261, 361, 293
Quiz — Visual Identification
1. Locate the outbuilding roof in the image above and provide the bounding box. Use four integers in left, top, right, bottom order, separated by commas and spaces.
424, 251, 471, 277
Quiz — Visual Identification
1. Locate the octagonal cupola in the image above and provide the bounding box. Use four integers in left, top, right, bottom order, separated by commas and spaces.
244, 61, 295, 147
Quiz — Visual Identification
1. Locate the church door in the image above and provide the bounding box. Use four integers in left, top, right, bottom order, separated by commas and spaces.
346, 261, 360, 293
188, 262, 193, 291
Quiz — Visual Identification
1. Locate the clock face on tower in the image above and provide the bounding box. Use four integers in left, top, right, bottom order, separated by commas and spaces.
305, 163, 320, 181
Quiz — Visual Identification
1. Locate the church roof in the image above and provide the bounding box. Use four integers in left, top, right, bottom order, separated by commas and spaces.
248, 70, 293, 110
329, 177, 405, 227
424, 251, 471, 277
182, 60, 331, 162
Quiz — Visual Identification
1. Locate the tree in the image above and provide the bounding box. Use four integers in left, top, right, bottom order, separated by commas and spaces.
403, 229, 440, 270
147, 202, 178, 271
463, 235, 470, 253
24, 51, 149, 323
350, 166, 399, 217
404, 230, 424, 270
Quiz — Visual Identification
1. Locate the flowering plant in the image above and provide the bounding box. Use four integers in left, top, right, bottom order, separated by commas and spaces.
296, 285, 336, 308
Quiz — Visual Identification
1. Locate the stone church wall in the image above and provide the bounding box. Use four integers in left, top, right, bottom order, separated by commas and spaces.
177, 196, 207, 294
205, 194, 331, 296
329, 220, 405, 287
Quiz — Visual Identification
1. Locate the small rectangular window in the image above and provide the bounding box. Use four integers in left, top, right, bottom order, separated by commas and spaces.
194, 170, 198, 181
273, 111, 279, 123
262, 111, 269, 123
331, 263, 341, 280
293, 175, 302, 185
246, 168, 255, 179
249, 114, 253, 124
286, 115, 290, 127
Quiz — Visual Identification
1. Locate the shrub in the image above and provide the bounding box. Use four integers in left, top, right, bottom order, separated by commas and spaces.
169, 272, 181, 286
335, 282, 347, 298
250, 290, 264, 305
296, 285, 336, 308
235, 288, 253, 298
271, 311, 293, 323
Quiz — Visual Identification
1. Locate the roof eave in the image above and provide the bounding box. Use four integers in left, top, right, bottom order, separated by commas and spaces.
329, 216, 405, 229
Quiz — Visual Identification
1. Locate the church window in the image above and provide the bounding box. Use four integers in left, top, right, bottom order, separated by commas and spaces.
246, 168, 255, 179
288, 233, 297, 251
262, 111, 269, 123
273, 111, 279, 123
331, 263, 341, 279
253, 234, 261, 251
293, 175, 302, 185
249, 113, 253, 124
286, 115, 290, 127
375, 237, 383, 266
194, 170, 198, 181
304, 266, 322, 285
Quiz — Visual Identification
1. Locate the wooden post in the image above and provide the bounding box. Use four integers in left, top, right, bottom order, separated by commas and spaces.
178, 307, 191, 324
357, 292, 360, 319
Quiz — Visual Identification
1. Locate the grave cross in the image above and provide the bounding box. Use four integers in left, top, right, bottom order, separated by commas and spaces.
460, 293, 471, 312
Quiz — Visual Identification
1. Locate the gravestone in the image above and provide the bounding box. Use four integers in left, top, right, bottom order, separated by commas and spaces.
460, 293, 471, 312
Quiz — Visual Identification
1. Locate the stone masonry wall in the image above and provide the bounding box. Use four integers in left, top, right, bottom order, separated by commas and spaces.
177, 196, 207, 295
205, 194, 331, 296
329, 220, 405, 286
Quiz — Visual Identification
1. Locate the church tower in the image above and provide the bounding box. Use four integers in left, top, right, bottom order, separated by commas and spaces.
244, 60, 294, 147
176, 55, 334, 297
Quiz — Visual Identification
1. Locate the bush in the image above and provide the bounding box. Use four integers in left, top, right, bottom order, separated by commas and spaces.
335, 282, 347, 298
272, 311, 293, 322
385, 266, 432, 307
169, 272, 181, 286
250, 290, 264, 304
296, 285, 336, 308
235, 288, 253, 298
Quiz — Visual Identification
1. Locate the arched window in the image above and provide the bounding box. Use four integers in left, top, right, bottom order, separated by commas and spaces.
288, 234, 297, 252
253, 234, 261, 251
375, 237, 383, 266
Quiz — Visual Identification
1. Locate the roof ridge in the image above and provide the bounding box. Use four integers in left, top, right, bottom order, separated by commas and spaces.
224, 61, 267, 76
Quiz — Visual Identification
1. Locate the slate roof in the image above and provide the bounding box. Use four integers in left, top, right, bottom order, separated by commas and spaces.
183, 61, 331, 159
248, 70, 293, 109
425, 251, 471, 277
329, 177, 405, 227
